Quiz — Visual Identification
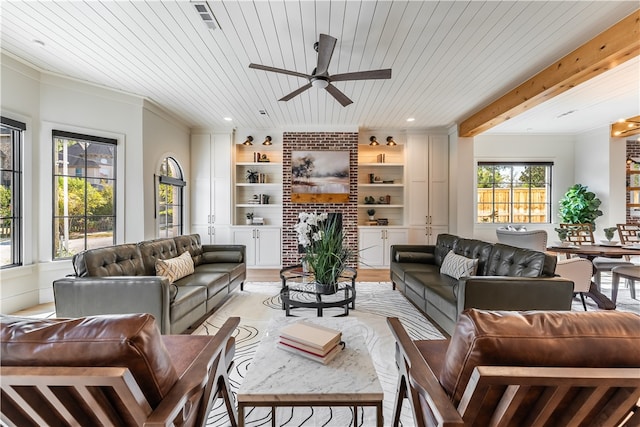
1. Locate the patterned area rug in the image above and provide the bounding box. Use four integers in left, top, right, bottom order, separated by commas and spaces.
193, 281, 444, 427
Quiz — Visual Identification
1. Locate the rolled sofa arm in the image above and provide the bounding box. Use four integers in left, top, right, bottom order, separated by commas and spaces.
389, 245, 436, 263
53, 276, 172, 334
202, 244, 246, 263
457, 276, 575, 314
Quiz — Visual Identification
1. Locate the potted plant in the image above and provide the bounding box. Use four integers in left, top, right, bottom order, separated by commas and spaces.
367, 208, 375, 220
246, 170, 259, 183
558, 184, 603, 230
603, 227, 618, 242
245, 212, 254, 225
554, 227, 570, 245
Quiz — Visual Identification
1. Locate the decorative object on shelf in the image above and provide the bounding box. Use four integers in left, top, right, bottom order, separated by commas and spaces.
246, 169, 259, 183
376, 153, 386, 163
386, 136, 397, 146
258, 153, 270, 162
369, 173, 375, 183
369, 136, 379, 146
245, 212, 254, 225
294, 212, 352, 294
367, 208, 375, 220
262, 135, 272, 146
376, 218, 389, 226
558, 184, 603, 230
364, 196, 375, 204
243, 136, 254, 146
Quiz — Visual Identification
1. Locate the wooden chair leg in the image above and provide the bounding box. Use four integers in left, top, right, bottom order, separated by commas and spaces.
392, 373, 407, 427
219, 371, 238, 427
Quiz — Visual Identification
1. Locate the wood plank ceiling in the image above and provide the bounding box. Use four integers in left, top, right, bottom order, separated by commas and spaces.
1, 1, 638, 134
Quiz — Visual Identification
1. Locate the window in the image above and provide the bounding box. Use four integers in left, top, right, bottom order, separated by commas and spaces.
477, 162, 552, 223
53, 131, 116, 259
1, 117, 25, 268
157, 157, 185, 238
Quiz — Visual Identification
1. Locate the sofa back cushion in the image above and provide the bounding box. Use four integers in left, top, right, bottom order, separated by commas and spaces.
452, 238, 494, 276
434, 234, 459, 266
174, 234, 204, 266
484, 243, 548, 277
73, 244, 145, 277
439, 309, 640, 405
0, 313, 179, 409
139, 238, 180, 275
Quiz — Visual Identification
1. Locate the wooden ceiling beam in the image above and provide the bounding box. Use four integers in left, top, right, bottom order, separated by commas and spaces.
459, 10, 640, 138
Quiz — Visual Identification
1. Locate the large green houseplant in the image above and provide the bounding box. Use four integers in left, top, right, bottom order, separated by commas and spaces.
558, 184, 603, 230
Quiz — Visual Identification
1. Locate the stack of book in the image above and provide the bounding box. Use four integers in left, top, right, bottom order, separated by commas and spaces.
277, 321, 344, 364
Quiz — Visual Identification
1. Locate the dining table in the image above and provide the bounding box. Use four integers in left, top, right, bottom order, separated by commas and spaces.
547, 243, 640, 310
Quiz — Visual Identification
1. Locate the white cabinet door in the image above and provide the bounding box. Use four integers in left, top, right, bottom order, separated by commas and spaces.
232, 228, 257, 266
407, 134, 428, 226
232, 227, 281, 267
428, 135, 449, 228
359, 228, 408, 267
191, 134, 213, 227
255, 227, 281, 267
359, 228, 386, 267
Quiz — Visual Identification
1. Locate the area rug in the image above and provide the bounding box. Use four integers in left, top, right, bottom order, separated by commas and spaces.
193, 281, 444, 427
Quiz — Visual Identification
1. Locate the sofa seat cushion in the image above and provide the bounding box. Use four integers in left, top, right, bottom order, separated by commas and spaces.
176, 271, 229, 299
196, 262, 245, 282
440, 309, 640, 405
170, 285, 207, 322
0, 313, 178, 408
391, 262, 434, 283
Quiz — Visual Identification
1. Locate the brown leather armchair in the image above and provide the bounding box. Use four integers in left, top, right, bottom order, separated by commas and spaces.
388, 309, 640, 426
1, 313, 240, 427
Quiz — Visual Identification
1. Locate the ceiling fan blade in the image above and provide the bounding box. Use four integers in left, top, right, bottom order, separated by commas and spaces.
279, 83, 313, 101
315, 34, 337, 76
325, 84, 353, 107
331, 69, 392, 82
249, 63, 310, 79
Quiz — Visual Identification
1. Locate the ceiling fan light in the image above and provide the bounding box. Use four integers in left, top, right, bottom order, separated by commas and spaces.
386, 136, 397, 146
262, 136, 272, 146
311, 78, 329, 89
243, 136, 254, 146
369, 136, 379, 146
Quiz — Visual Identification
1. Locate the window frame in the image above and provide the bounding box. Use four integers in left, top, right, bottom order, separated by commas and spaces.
1, 117, 25, 268
156, 156, 186, 238
52, 130, 117, 260
476, 161, 553, 224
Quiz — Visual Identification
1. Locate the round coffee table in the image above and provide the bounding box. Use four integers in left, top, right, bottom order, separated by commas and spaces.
279, 265, 357, 317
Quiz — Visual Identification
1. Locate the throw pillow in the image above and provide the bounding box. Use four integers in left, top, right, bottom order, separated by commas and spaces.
440, 250, 478, 279
155, 251, 194, 284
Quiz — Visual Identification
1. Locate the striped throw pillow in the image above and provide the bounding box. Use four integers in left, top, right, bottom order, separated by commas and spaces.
440, 250, 478, 279
155, 251, 194, 284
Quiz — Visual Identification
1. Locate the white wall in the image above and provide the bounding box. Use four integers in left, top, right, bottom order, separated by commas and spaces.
472, 134, 576, 243
0, 55, 190, 313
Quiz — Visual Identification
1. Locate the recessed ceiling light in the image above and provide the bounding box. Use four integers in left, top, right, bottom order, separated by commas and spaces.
406, 118, 415, 122
223, 117, 232, 121
556, 110, 577, 118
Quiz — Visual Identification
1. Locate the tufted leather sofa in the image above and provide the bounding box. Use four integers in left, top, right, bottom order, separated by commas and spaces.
53, 234, 245, 334
390, 233, 574, 335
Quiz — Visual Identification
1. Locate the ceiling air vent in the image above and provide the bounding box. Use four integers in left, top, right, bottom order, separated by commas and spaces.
192, 2, 219, 31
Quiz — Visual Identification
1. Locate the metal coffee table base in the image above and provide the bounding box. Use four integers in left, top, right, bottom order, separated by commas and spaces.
280, 284, 355, 316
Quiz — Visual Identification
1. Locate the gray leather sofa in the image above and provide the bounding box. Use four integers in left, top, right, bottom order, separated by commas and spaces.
53, 234, 245, 334
390, 233, 574, 336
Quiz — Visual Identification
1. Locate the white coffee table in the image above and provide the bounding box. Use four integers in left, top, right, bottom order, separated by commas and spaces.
237, 317, 384, 427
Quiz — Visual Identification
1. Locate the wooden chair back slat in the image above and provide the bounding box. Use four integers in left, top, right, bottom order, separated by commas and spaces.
559, 223, 595, 244
618, 223, 640, 244
0, 367, 152, 427
454, 366, 640, 427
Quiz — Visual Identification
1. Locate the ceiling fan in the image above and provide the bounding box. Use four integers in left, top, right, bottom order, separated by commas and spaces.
249, 34, 392, 107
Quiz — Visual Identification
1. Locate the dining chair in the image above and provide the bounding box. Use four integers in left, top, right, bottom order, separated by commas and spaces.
618, 223, 640, 248
496, 228, 592, 310
559, 223, 633, 287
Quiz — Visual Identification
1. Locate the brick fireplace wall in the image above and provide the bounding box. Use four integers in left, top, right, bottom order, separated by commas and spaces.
282, 132, 358, 267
